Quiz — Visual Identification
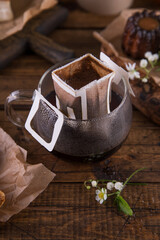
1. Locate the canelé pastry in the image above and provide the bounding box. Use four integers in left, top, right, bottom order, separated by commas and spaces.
122, 10, 160, 59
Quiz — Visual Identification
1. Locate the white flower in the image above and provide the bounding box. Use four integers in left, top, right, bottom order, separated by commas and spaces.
95, 188, 107, 204
107, 182, 115, 191
140, 59, 148, 68
144, 51, 152, 59
148, 54, 155, 62
125, 62, 140, 80
145, 52, 159, 62
125, 62, 136, 72
142, 78, 148, 83
134, 71, 140, 79
115, 182, 123, 191
91, 180, 97, 187
152, 53, 159, 61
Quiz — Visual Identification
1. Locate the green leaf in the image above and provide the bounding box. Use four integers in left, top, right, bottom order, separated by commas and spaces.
115, 195, 133, 216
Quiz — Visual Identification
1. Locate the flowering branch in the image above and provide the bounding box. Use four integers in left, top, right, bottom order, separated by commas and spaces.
84, 168, 145, 216
125, 51, 160, 83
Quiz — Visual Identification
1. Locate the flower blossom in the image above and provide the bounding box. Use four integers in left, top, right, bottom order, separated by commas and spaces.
95, 188, 107, 204
144, 51, 152, 59
152, 53, 159, 61
148, 54, 156, 62
125, 63, 140, 80
115, 182, 123, 191
145, 51, 159, 62
91, 180, 97, 187
107, 182, 115, 191
142, 78, 148, 83
140, 59, 148, 68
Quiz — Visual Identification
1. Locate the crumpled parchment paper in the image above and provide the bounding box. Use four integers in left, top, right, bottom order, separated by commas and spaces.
0, 127, 55, 222
0, 0, 57, 40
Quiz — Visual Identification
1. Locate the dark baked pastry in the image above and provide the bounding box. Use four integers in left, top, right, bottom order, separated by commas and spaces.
122, 10, 160, 59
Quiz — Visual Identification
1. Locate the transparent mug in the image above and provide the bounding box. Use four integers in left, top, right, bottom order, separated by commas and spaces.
5, 60, 132, 161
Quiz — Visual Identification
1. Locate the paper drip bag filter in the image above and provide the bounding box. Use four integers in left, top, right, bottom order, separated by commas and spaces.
52, 54, 115, 120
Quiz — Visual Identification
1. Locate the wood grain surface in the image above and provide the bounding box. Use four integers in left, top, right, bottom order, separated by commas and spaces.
0, 0, 160, 239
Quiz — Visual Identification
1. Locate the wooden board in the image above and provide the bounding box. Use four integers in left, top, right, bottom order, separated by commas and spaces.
0, 183, 160, 239
0, 5, 74, 69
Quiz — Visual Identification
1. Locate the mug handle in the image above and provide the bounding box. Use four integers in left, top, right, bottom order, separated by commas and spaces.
5, 89, 34, 128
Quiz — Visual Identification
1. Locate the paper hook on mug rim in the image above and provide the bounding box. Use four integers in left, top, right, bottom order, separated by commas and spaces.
25, 90, 64, 152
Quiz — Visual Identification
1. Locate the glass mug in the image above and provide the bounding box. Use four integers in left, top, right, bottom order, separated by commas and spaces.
5, 60, 132, 161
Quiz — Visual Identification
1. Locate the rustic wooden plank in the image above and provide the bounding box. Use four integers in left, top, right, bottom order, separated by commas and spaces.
24, 151, 160, 183
60, 9, 116, 29
0, 54, 51, 75
1, 208, 159, 240
127, 127, 160, 145
27, 183, 160, 218
53, 171, 160, 183
1, 183, 160, 240
52, 153, 160, 173
49, 29, 100, 57
27, 149, 160, 183
117, 144, 160, 155
117, 212, 160, 240
29, 183, 160, 240
0, 209, 125, 240
0, 55, 51, 105
0, 208, 159, 240
26, 183, 160, 209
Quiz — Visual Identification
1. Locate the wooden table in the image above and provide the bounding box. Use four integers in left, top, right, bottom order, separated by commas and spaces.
1, 0, 160, 239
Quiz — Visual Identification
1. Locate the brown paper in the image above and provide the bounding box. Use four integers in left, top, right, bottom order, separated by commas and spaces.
0, 0, 57, 40
0, 190, 5, 207
93, 8, 160, 85
0, 1, 13, 22
0, 127, 55, 222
